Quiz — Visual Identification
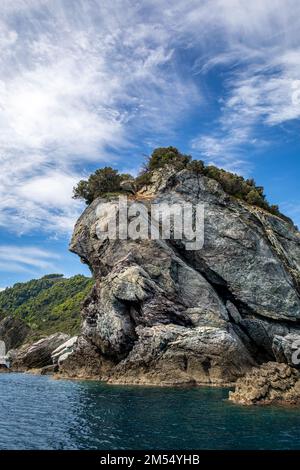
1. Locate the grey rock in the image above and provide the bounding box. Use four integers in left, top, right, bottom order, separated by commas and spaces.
0, 316, 30, 351
59, 335, 114, 379
120, 179, 136, 194
107, 324, 254, 386
51, 336, 78, 365
9, 333, 69, 371
62, 167, 300, 385
40, 364, 59, 375
272, 333, 300, 366
226, 301, 242, 324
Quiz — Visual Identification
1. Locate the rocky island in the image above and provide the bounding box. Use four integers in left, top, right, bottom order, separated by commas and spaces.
1, 148, 300, 405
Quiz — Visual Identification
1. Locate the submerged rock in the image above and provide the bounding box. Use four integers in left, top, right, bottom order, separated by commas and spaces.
61, 167, 300, 387
229, 362, 300, 405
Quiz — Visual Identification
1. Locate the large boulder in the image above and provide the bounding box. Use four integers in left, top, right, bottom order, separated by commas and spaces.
9, 332, 70, 371
61, 167, 300, 385
229, 362, 300, 405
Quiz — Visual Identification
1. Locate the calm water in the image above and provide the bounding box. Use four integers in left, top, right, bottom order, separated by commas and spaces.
0, 373, 300, 450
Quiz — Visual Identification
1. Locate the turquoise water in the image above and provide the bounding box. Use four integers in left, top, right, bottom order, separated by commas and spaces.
0, 373, 299, 450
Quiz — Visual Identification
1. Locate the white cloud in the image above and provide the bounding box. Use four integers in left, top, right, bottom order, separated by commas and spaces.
17, 171, 80, 207
192, 53, 300, 171
0, 246, 60, 274
0, 0, 300, 234
0, 0, 200, 235
191, 128, 255, 174
187, 0, 300, 171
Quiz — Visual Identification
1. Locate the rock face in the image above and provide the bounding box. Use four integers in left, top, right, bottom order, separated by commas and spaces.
9, 333, 69, 371
61, 167, 300, 386
229, 362, 300, 405
0, 316, 30, 351
51, 336, 78, 365
272, 333, 300, 366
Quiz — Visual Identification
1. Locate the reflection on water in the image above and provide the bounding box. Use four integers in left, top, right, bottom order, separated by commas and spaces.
0, 373, 300, 450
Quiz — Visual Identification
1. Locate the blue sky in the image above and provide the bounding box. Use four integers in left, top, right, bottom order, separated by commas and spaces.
0, 0, 300, 288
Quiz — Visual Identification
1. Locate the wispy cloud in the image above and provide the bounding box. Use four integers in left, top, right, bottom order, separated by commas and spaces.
280, 202, 300, 229
188, 0, 300, 171
0, 245, 60, 275
1, 0, 300, 234
0, 0, 200, 235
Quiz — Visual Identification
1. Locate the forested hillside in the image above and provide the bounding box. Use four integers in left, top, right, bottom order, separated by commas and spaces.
0, 274, 93, 338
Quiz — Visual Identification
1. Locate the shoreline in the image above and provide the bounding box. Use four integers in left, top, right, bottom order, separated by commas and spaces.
3, 369, 300, 408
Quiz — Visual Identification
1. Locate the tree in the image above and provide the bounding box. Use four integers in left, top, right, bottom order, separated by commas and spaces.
73, 167, 132, 204
145, 147, 191, 172
246, 189, 264, 206
73, 180, 90, 203
246, 178, 256, 187
187, 159, 205, 174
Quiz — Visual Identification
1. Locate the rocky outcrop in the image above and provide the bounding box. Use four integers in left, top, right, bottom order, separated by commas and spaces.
0, 316, 30, 351
105, 325, 254, 386
59, 336, 114, 379
229, 362, 300, 405
9, 332, 69, 371
51, 336, 78, 365
61, 166, 300, 386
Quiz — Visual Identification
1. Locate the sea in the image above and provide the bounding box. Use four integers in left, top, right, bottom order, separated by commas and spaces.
0, 373, 299, 450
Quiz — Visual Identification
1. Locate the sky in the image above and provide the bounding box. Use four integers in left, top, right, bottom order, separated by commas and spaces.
0, 0, 300, 288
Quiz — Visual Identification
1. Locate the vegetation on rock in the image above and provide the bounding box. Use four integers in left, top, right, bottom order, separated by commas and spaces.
0, 274, 93, 339
73, 146, 292, 224
73, 167, 133, 204
144, 146, 192, 172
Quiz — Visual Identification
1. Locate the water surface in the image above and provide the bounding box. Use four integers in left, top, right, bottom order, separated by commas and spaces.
0, 373, 299, 449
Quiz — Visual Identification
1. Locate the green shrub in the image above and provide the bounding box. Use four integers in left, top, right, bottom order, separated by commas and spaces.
135, 147, 192, 190
245, 189, 264, 206
73, 167, 132, 204
187, 160, 205, 174
135, 171, 153, 190
145, 147, 191, 172
72, 146, 290, 223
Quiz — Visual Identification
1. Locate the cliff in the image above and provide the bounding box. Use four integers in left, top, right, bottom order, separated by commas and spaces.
59, 166, 300, 387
